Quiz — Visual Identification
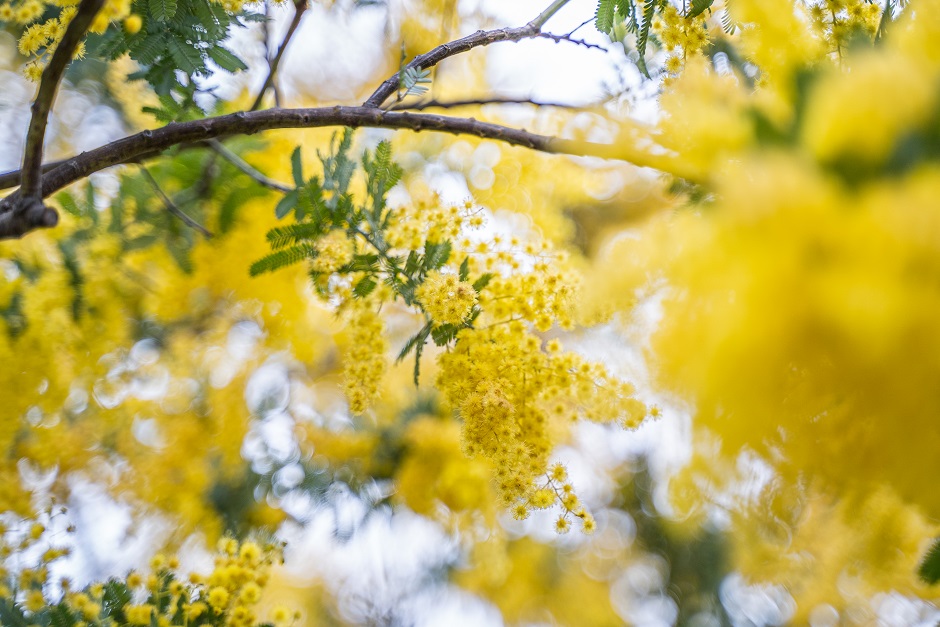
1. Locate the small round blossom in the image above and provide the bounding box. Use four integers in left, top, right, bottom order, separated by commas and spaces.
416, 271, 477, 326
125, 604, 155, 625
310, 229, 353, 273
207, 586, 230, 610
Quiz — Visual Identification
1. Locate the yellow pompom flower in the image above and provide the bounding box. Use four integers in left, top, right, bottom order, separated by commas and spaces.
416, 271, 477, 326
239, 581, 261, 604
124, 604, 154, 625
25, 589, 45, 612
310, 230, 353, 273
207, 586, 230, 610
123, 13, 141, 33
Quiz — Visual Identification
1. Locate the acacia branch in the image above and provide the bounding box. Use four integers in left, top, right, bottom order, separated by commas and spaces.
0, 107, 654, 209
139, 165, 213, 238
0, 160, 67, 189
1, 0, 105, 238
208, 139, 292, 192
363, 0, 572, 108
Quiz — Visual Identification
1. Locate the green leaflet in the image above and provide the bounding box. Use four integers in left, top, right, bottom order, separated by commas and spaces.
249, 245, 314, 276
167, 37, 201, 75
919, 537, 940, 584
595, 0, 616, 34
636, 0, 657, 78
149, 0, 177, 21
266, 223, 324, 249
208, 45, 248, 72
688, 0, 714, 18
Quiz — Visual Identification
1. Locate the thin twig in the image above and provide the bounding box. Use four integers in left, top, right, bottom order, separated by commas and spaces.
363, 0, 573, 108
537, 32, 607, 51
0, 160, 68, 189
208, 139, 292, 192
388, 97, 581, 111
250, 0, 308, 112
139, 165, 213, 238
566, 17, 594, 38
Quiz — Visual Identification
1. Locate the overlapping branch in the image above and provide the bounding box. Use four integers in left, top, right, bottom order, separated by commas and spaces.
0, 0, 672, 241
0, 0, 104, 238
363, 0, 573, 108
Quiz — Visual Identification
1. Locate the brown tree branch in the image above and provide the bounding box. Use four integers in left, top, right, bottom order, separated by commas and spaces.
0, 107, 648, 212
0, 0, 687, 242
0, 160, 67, 190
207, 139, 292, 192
139, 165, 214, 238
2, 0, 105, 237
363, 0, 573, 108
250, 0, 308, 112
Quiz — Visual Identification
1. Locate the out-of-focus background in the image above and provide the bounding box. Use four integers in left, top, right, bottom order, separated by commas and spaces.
3, 0, 940, 625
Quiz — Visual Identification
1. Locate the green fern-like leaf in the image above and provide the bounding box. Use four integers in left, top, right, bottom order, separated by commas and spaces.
636, 0, 657, 78
208, 46, 247, 72
472, 272, 494, 292
94, 27, 130, 60
364, 140, 403, 202
265, 223, 323, 249
131, 34, 168, 66
687, 0, 714, 18
149, 0, 178, 21
249, 245, 314, 276
720, 5, 737, 35
48, 603, 79, 627
396, 322, 432, 363
919, 537, 940, 584
614, 0, 631, 19
167, 37, 203, 76
595, 0, 616, 34
275, 189, 299, 220
353, 276, 378, 298
423, 240, 452, 271
190, 0, 229, 37
0, 598, 30, 627
401, 66, 431, 96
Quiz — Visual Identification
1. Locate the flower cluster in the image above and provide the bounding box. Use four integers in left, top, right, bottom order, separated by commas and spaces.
652, 3, 709, 75
0, 521, 297, 627
415, 270, 478, 326
806, 0, 882, 55
1, 0, 135, 79
586, 0, 940, 607
341, 301, 388, 414
309, 229, 354, 273
386, 195, 483, 251
438, 319, 650, 524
